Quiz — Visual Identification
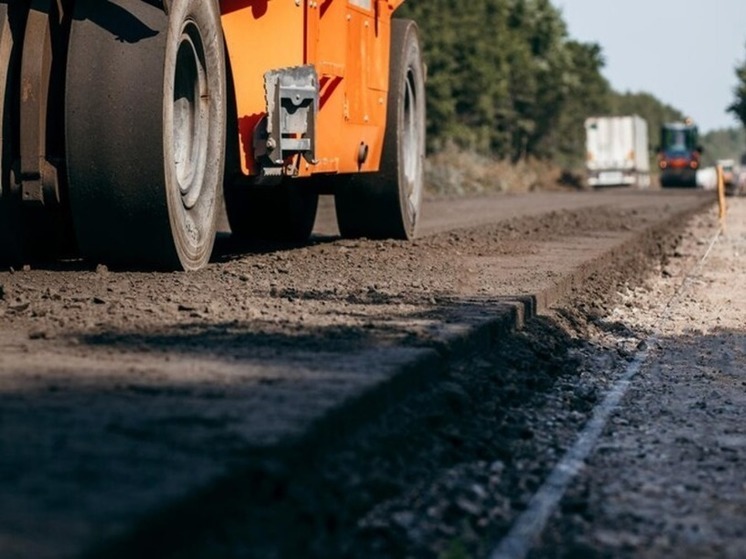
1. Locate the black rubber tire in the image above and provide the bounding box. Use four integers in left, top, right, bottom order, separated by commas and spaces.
334, 19, 425, 240
66, 0, 226, 270
226, 181, 319, 242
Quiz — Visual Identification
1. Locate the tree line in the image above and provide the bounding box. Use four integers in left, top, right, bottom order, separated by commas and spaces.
700, 128, 745, 165
396, 0, 688, 166
728, 45, 746, 132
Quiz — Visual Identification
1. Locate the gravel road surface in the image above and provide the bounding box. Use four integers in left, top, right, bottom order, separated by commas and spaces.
532, 197, 746, 559
0, 189, 716, 558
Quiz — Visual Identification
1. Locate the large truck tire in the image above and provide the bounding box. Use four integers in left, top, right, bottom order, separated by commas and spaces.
333, 19, 425, 240
66, 0, 226, 270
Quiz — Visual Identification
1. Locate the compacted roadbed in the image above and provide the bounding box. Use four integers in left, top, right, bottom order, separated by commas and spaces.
0, 190, 712, 558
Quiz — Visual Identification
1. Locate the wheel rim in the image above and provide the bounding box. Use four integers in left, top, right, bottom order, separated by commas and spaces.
401, 65, 423, 225
173, 21, 208, 211
163, 10, 224, 269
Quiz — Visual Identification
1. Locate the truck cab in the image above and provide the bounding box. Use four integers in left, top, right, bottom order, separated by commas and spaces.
658, 121, 702, 187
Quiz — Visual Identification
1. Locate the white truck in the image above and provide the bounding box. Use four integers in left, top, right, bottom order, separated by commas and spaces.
585, 115, 651, 188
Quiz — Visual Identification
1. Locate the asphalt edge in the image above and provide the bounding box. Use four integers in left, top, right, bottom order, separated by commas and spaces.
81, 196, 715, 558
298, 196, 715, 457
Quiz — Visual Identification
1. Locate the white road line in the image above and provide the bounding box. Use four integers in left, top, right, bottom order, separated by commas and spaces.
488, 350, 648, 559
488, 222, 723, 559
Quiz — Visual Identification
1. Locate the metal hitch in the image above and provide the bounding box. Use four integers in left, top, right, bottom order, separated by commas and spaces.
254, 65, 318, 180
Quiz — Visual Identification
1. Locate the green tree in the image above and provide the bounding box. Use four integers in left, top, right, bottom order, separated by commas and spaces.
700, 127, 746, 165
544, 40, 611, 167
398, 0, 607, 160
395, 1, 687, 166
728, 48, 746, 128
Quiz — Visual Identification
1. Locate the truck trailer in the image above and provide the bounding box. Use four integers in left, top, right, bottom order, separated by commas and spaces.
584, 115, 650, 189
0, 0, 425, 270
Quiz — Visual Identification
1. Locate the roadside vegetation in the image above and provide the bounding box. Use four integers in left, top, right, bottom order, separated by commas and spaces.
397, 0, 743, 192
728, 45, 746, 130
700, 127, 746, 165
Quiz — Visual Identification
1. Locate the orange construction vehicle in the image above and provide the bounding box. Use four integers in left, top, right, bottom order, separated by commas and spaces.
0, 0, 425, 270
657, 119, 702, 188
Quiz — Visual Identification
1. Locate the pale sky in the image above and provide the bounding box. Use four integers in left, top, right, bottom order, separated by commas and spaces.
554, 0, 746, 133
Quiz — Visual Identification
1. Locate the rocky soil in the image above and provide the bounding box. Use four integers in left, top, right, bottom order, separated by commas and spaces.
533, 198, 746, 559
0, 189, 727, 559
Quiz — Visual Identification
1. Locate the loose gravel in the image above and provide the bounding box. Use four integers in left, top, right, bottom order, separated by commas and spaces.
0, 190, 719, 559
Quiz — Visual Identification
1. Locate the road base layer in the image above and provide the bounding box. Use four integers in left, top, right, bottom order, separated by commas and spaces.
0, 190, 712, 558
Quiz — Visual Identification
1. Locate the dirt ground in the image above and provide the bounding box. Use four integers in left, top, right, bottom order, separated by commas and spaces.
533, 198, 746, 559
0, 189, 721, 558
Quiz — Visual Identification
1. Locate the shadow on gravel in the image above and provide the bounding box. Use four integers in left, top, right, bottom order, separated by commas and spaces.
14, 310, 742, 559
0, 233, 337, 273
48, 302, 592, 559
531, 327, 746, 559
6, 318, 743, 558
211, 232, 341, 265
73, 293, 539, 357
1, 292, 571, 559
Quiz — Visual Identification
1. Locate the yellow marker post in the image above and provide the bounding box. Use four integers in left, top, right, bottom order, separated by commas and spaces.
716, 164, 727, 229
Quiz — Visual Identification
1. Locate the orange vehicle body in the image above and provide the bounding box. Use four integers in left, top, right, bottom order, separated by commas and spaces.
219, 0, 405, 178
0, 0, 422, 270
